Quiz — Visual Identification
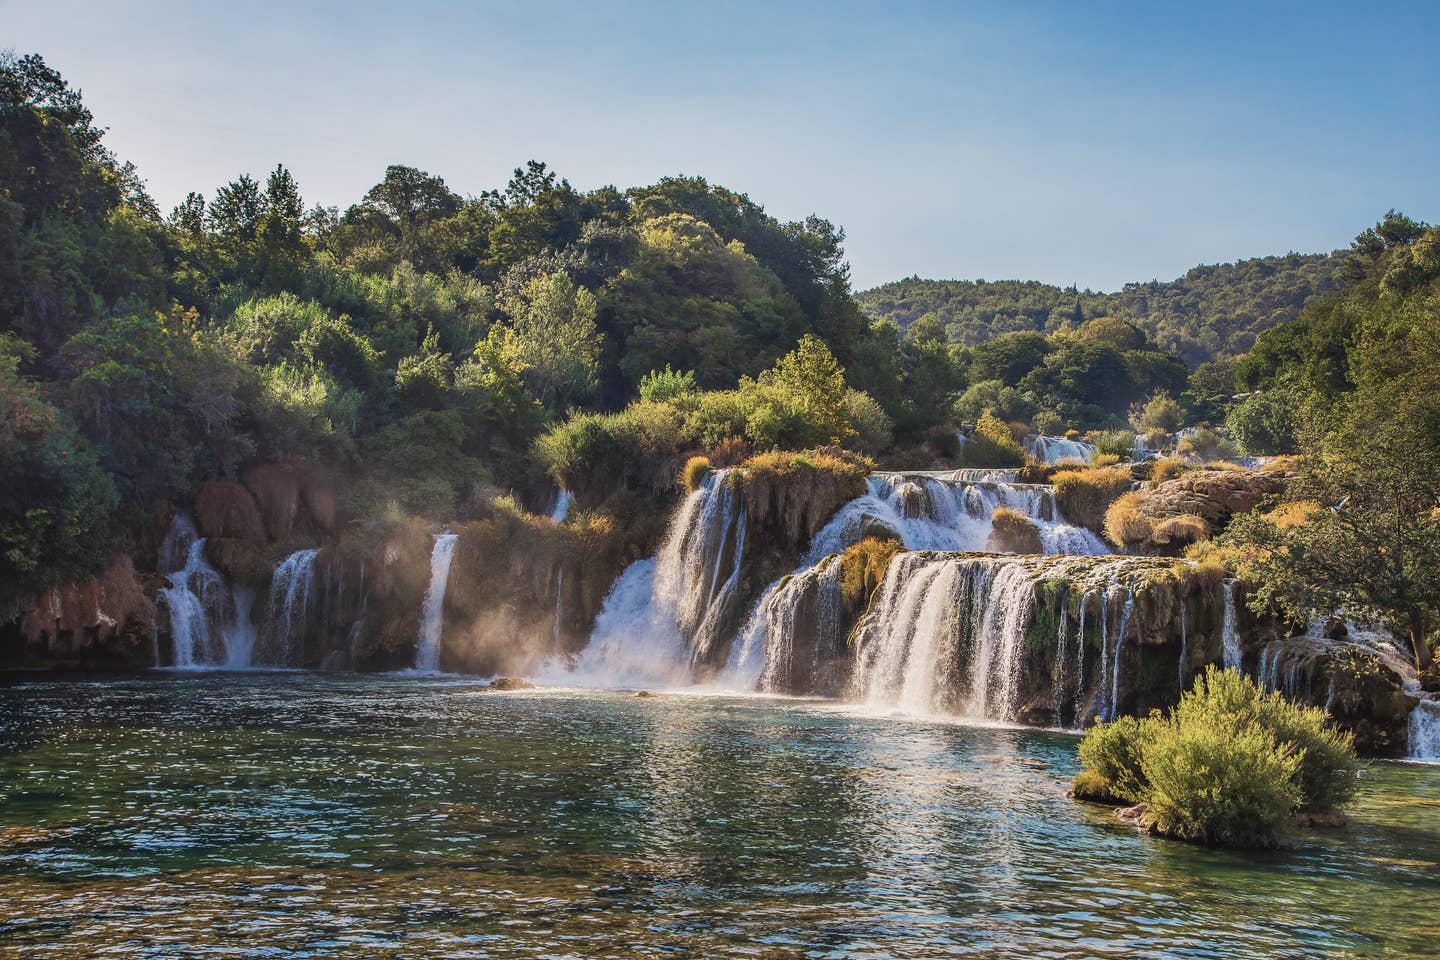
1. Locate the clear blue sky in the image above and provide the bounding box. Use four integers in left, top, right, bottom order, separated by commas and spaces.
7, 0, 1437, 290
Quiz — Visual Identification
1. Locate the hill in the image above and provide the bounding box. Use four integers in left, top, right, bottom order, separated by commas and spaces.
858, 252, 1344, 365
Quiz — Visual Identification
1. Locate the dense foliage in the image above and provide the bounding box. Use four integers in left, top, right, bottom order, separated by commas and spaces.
1215, 212, 1440, 671
1073, 668, 1358, 849
859, 252, 1343, 365
0, 53, 923, 611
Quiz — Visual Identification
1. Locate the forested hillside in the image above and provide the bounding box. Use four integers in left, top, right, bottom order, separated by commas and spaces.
859, 251, 1344, 365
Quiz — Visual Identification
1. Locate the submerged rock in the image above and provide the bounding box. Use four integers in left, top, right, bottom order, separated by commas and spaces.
489, 676, 536, 691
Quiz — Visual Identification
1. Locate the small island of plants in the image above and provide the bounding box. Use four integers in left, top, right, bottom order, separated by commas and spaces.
1072, 667, 1359, 849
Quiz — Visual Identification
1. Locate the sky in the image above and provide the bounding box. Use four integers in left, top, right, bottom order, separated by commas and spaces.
7, 0, 1438, 291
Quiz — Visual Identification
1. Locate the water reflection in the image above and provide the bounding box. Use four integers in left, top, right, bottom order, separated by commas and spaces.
0, 673, 1436, 957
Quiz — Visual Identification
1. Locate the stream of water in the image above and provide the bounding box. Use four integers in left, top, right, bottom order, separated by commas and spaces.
0, 673, 1436, 958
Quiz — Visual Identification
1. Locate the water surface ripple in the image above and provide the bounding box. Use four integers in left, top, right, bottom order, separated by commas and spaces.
0, 673, 1436, 957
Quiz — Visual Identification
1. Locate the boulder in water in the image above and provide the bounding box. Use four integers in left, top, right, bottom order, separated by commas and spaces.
489, 676, 536, 691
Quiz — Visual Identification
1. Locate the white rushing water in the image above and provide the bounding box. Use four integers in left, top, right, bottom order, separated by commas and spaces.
545, 470, 748, 689
259, 549, 318, 667
1025, 435, 1096, 464
1221, 580, 1242, 671
802, 473, 1105, 565
1408, 700, 1440, 761
155, 512, 255, 667
413, 533, 459, 673
550, 489, 573, 524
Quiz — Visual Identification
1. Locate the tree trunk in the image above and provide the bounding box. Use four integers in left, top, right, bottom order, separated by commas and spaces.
1410, 611, 1433, 674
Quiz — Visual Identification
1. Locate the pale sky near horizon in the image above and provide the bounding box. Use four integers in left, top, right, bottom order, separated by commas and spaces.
7, 0, 1437, 291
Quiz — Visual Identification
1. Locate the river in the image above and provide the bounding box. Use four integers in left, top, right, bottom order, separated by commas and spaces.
0, 672, 1436, 957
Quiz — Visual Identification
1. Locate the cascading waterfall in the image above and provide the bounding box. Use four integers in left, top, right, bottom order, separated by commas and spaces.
550, 489, 573, 524
1106, 589, 1136, 721
546, 470, 748, 687
155, 512, 254, 667
1025, 435, 1096, 464
655, 469, 749, 666
1222, 580, 1242, 671
1073, 590, 1092, 724
727, 554, 844, 694
803, 473, 1105, 564
414, 533, 459, 673
1408, 700, 1440, 761
259, 549, 318, 667
1053, 595, 1069, 722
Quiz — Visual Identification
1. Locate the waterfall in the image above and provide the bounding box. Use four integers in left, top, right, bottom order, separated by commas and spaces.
1054, 595, 1069, 724
1107, 589, 1136, 721
547, 470, 749, 687
846, 554, 1167, 722
960, 562, 1040, 720
1025, 435, 1096, 464
346, 561, 367, 668
726, 554, 844, 695
544, 559, 691, 688
413, 533, 459, 673
552, 566, 565, 648
1073, 590, 1091, 724
259, 549, 318, 667
1177, 600, 1188, 690
1408, 700, 1440, 761
550, 489, 573, 524
1222, 580, 1242, 671
848, 554, 970, 715
155, 512, 253, 668
802, 473, 1105, 565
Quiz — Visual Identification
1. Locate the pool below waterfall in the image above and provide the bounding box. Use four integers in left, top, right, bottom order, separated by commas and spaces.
0, 672, 1437, 957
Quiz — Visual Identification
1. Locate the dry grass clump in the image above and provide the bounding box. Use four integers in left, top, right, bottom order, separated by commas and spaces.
839, 536, 903, 615
1149, 514, 1209, 549
1052, 465, 1134, 533
1104, 492, 1153, 549
990, 506, 1044, 554
1264, 500, 1320, 530
1148, 456, 1191, 483
681, 456, 713, 492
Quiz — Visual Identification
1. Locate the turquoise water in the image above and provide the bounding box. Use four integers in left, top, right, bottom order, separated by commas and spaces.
0, 673, 1437, 957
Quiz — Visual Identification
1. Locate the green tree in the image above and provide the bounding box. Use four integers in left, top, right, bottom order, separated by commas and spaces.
765, 334, 853, 445
501, 270, 601, 411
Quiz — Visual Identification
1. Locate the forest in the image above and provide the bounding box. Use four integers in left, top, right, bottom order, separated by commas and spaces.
3, 50, 1438, 682
859, 252, 1345, 365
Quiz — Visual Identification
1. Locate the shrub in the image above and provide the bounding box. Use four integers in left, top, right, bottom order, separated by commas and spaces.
1142, 711, 1302, 848
1052, 465, 1132, 533
1072, 668, 1360, 849
638, 364, 698, 403
959, 411, 1025, 467
1177, 425, 1240, 462
681, 455, 713, 492
847, 389, 895, 455
1075, 713, 1162, 803
839, 536, 902, 615
1032, 409, 1065, 436
1104, 491, 1152, 549
1092, 430, 1137, 460
1172, 667, 1359, 814
924, 423, 961, 459
989, 507, 1043, 553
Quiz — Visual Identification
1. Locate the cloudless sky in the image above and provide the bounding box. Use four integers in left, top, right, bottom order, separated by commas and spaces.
7, 0, 1438, 290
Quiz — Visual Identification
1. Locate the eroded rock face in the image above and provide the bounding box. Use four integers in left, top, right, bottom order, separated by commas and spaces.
11, 556, 155, 665
1142, 470, 1286, 532
194, 481, 266, 542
